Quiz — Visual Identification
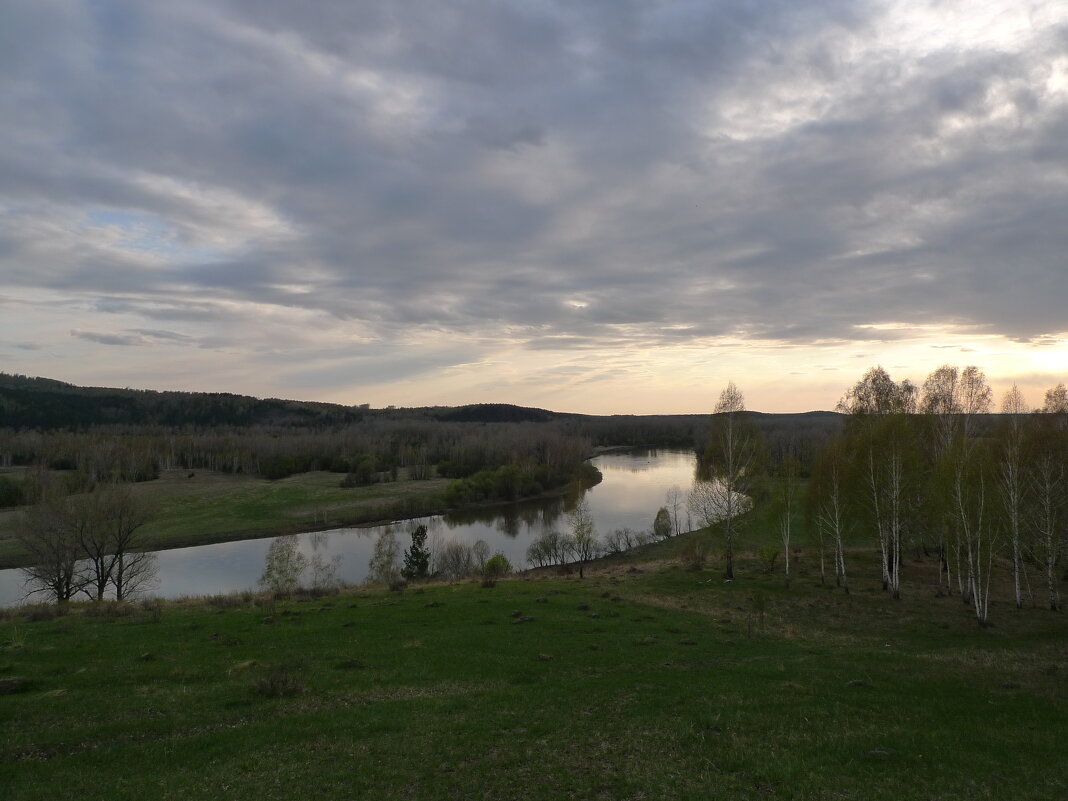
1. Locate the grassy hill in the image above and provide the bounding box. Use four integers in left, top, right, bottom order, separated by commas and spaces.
2, 540, 1065, 800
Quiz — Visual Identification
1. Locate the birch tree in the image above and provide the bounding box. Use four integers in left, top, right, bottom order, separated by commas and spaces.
950, 441, 997, 625
997, 385, 1029, 609
920, 365, 993, 597
695, 382, 760, 580
777, 452, 800, 580
665, 486, 684, 537
839, 368, 918, 599
1030, 418, 1065, 611
810, 440, 849, 591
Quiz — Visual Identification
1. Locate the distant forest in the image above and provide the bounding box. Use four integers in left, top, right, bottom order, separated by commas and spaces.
0, 372, 842, 509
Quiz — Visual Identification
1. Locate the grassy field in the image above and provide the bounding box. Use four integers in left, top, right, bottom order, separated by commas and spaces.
0, 469, 451, 568
1, 535, 1065, 800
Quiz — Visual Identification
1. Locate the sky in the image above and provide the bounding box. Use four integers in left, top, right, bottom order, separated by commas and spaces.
2, 1, 1068, 414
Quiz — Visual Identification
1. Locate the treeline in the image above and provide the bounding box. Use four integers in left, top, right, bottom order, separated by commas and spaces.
444, 461, 602, 507
0, 373, 365, 430
0, 373, 846, 496
0, 421, 593, 491
806, 365, 1068, 624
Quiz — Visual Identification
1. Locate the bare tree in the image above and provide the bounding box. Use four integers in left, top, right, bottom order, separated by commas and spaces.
16, 494, 89, 603
434, 540, 476, 580
665, 486, 684, 537
568, 498, 599, 578
100, 486, 153, 601
65, 486, 153, 601
777, 452, 800, 580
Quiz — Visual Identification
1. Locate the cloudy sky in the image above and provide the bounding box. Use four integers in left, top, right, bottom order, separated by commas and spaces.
2, 1, 1067, 413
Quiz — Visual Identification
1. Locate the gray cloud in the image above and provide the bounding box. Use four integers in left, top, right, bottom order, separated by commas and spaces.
2, 1, 1067, 395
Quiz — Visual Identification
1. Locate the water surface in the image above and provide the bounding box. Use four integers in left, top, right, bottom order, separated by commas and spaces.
0, 449, 696, 606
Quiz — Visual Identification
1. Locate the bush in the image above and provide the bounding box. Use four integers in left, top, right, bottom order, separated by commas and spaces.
21, 604, 67, 623
680, 539, 710, 571
481, 553, 513, 587
435, 540, 476, 581
83, 601, 135, 619
757, 546, 780, 575
653, 507, 673, 540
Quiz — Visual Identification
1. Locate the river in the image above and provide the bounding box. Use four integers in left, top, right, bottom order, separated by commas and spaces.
0, 449, 697, 607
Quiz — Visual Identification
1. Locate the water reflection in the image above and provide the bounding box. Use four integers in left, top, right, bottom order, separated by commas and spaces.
0, 449, 696, 606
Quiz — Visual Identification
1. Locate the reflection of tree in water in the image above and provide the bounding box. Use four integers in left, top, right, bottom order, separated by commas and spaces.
496, 511, 520, 538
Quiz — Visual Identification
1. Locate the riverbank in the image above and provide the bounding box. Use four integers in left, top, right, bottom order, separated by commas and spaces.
2, 547, 1064, 800
0, 464, 603, 571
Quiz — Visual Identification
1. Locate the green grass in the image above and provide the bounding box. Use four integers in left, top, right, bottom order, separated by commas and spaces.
0, 469, 450, 568
1, 546, 1066, 800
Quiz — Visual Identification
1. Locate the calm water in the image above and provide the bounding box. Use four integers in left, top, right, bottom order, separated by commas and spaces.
0, 449, 696, 606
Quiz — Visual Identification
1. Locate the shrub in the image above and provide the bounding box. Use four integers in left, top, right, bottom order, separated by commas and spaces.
680, 539, 710, 571
21, 604, 67, 623
653, 507, 673, 540
757, 546, 780, 575
435, 540, 476, 581
84, 601, 135, 619
481, 553, 513, 587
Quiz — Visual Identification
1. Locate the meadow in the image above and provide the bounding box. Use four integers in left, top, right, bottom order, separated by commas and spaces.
2, 529, 1065, 801
0, 468, 450, 569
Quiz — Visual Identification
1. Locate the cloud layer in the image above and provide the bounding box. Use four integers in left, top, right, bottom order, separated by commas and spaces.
2, 1, 1067, 410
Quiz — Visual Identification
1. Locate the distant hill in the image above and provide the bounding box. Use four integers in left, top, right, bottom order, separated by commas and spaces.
0, 373, 846, 440
0, 373, 364, 430
433, 403, 582, 424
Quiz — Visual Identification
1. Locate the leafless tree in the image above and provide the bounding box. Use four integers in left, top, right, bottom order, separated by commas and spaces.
568, 499, 599, 578
665, 486, 684, 537
777, 453, 800, 579
16, 494, 89, 603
